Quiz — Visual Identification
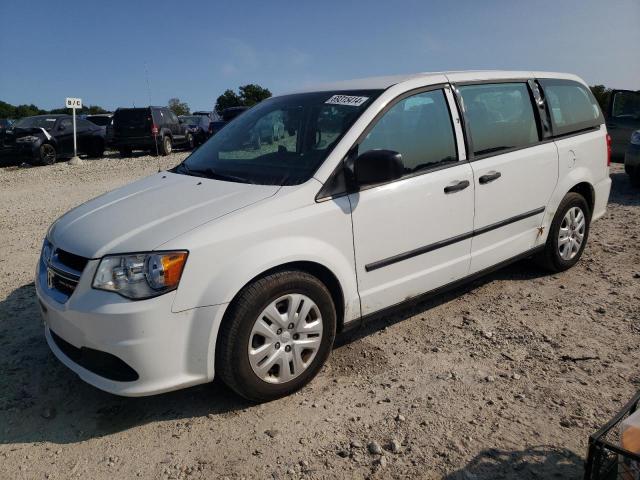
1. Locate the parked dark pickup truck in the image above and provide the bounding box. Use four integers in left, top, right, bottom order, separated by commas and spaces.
605, 89, 640, 160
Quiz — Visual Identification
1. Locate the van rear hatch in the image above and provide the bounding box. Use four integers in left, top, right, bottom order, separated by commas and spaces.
113, 108, 152, 138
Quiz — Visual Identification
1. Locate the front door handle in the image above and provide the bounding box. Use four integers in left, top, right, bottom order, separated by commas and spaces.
444, 180, 470, 194
479, 171, 501, 184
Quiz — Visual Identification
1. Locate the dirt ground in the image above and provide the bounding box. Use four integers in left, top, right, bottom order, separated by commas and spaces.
0, 155, 638, 480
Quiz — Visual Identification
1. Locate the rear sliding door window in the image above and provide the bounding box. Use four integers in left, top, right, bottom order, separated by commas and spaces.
539, 79, 603, 136
359, 89, 457, 174
458, 83, 538, 157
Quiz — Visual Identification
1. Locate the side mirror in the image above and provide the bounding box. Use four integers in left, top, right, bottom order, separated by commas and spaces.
354, 149, 404, 186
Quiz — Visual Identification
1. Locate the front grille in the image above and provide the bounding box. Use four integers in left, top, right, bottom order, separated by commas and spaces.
50, 330, 139, 382
55, 248, 89, 272
42, 245, 89, 301
48, 267, 79, 296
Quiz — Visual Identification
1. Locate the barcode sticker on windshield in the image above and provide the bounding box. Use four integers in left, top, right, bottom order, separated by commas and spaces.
325, 95, 369, 107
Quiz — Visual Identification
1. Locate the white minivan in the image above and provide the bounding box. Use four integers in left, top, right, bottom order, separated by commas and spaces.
36, 71, 611, 401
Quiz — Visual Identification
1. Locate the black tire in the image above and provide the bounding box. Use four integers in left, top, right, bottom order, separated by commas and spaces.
216, 270, 337, 402
39, 143, 57, 165
88, 139, 105, 158
631, 167, 640, 187
160, 136, 172, 156
625, 164, 633, 176
119, 148, 132, 158
535, 192, 591, 272
186, 133, 194, 150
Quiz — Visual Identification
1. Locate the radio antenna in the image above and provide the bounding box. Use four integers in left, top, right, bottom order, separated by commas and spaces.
145, 62, 161, 172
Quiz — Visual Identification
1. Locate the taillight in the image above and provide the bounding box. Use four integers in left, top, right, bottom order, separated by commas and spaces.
606, 133, 611, 167
151, 124, 159, 135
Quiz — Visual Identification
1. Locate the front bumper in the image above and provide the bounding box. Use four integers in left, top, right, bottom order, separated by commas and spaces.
3, 142, 40, 160
36, 257, 227, 397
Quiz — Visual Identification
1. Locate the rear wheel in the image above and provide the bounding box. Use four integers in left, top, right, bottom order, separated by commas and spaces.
88, 139, 105, 158
216, 270, 336, 402
39, 143, 57, 165
535, 192, 591, 272
160, 136, 172, 156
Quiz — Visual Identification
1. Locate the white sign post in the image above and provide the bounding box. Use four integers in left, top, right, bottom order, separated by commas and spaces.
65, 97, 82, 165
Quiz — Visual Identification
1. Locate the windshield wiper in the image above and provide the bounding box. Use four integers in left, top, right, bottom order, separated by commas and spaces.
176, 163, 253, 184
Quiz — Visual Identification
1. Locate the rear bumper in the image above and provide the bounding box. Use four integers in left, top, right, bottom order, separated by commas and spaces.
112, 136, 158, 150
592, 175, 612, 222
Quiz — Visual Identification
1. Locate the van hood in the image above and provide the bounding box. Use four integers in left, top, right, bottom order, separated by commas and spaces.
49, 172, 280, 259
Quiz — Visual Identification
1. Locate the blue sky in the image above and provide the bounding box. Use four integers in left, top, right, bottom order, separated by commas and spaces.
1, 0, 638, 111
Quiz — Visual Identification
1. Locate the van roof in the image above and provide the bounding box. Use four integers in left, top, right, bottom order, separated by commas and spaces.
288, 70, 587, 94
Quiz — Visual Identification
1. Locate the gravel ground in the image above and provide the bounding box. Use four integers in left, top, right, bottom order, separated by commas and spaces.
0, 156, 638, 480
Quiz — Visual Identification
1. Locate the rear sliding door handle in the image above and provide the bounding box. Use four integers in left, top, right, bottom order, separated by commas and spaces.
479, 171, 502, 184
444, 180, 470, 194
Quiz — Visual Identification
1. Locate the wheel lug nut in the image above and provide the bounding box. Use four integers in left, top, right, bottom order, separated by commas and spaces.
293, 334, 299, 340
285, 345, 291, 352
288, 323, 294, 329
275, 342, 280, 349
276, 328, 282, 335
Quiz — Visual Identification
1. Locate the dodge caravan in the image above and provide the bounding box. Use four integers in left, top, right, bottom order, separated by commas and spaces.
36, 71, 611, 401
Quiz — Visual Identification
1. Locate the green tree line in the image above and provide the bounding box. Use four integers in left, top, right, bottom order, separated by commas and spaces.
0, 100, 109, 119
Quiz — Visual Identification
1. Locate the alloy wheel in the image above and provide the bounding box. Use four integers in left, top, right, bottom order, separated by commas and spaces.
558, 206, 585, 260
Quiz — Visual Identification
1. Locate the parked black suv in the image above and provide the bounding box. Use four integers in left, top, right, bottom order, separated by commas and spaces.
3, 114, 105, 165
112, 106, 194, 156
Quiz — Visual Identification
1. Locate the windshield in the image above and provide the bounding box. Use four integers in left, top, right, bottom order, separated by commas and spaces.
14, 116, 59, 130
176, 90, 381, 185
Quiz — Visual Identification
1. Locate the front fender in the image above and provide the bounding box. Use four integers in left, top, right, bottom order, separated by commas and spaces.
165, 187, 360, 322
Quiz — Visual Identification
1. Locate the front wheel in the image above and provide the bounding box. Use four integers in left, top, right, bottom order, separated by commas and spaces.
535, 192, 591, 272
39, 143, 57, 165
216, 270, 336, 402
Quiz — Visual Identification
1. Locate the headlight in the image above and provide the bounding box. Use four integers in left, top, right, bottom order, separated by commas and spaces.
630, 131, 640, 146
16, 136, 40, 143
92, 251, 188, 299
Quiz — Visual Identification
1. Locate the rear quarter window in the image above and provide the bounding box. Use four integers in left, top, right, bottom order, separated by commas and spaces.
539, 79, 603, 136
